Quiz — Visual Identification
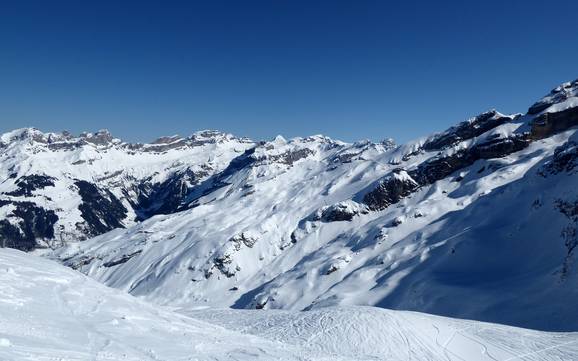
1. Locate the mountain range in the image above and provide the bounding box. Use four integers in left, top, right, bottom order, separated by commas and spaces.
1, 77, 578, 359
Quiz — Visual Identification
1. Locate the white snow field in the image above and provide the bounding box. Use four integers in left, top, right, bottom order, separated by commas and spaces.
1, 248, 577, 361
0, 248, 304, 361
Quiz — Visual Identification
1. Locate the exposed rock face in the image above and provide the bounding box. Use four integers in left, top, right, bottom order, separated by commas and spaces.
151, 135, 182, 145
324, 255, 352, 275
81, 129, 115, 146
206, 232, 259, 278
134, 167, 211, 219
0, 200, 58, 251
556, 198, 578, 277
423, 110, 512, 151
4, 175, 55, 197
365, 134, 531, 211
539, 141, 578, 176
0, 128, 71, 146
75, 181, 128, 238
388, 216, 404, 227
528, 79, 578, 115
331, 151, 363, 164
363, 170, 420, 211
415, 135, 529, 184
319, 201, 367, 222
138, 137, 188, 152
259, 148, 314, 166
471, 134, 531, 159
409, 150, 474, 185
136, 131, 247, 152
329, 139, 395, 165
62, 254, 96, 270
102, 250, 143, 268
531, 106, 578, 139
230, 232, 258, 248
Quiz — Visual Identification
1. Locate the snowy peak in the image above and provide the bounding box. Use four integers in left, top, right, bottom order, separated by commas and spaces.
0, 127, 120, 149
0, 127, 63, 146
138, 130, 249, 152
251, 134, 341, 166
422, 109, 517, 151
528, 78, 578, 115
0, 127, 256, 249
0, 127, 251, 155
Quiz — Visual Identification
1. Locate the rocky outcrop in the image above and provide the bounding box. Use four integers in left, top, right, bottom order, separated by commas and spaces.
318, 201, 368, 222
206, 232, 259, 278
388, 216, 404, 227
539, 141, 578, 176
324, 255, 352, 275
134, 131, 245, 152
134, 167, 211, 219
409, 150, 474, 185
0, 200, 58, 251
330, 139, 396, 165
62, 254, 96, 270
75, 181, 128, 238
139, 137, 188, 152
363, 170, 420, 211
4, 174, 56, 197
471, 134, 530, 159
230, 232, 259, 248
531, 106, 578, 140
261, 148, 314, 166
528, 79, 578, 115
81, 129, 115, 146
423, 110, 512, 151
413, 135, 530, 184
103, 250, 143, 268
556, 199, 578, 277
365, 134, 531, 211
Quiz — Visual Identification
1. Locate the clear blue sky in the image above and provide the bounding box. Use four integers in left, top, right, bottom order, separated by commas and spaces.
1, 0, 577, 143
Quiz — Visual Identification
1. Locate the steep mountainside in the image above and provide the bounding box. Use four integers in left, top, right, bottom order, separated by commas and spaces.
2, 248, 577, 361
0, 129, 253, 249
48, 78, 578, 331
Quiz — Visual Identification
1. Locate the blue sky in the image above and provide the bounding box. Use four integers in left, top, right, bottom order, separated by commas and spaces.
1, 0, 577, 143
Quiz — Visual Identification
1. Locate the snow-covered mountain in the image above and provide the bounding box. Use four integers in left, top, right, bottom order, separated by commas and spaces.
0, 129, 254, 249
2, 248, 577, 360
3, 78, 578, 333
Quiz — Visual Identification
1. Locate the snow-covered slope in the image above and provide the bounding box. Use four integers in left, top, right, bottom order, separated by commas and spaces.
48, 78, 578, 332
0, 129, 253, 249
187, 307, 578, 361
0, 248, 304, 360
2, 248, 577, 361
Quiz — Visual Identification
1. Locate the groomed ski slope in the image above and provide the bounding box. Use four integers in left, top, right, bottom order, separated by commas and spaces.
1, 248, 577, 361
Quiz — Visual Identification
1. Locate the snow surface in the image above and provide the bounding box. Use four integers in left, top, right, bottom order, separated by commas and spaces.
2, 248, 577, 361
54, 118, 578, 330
